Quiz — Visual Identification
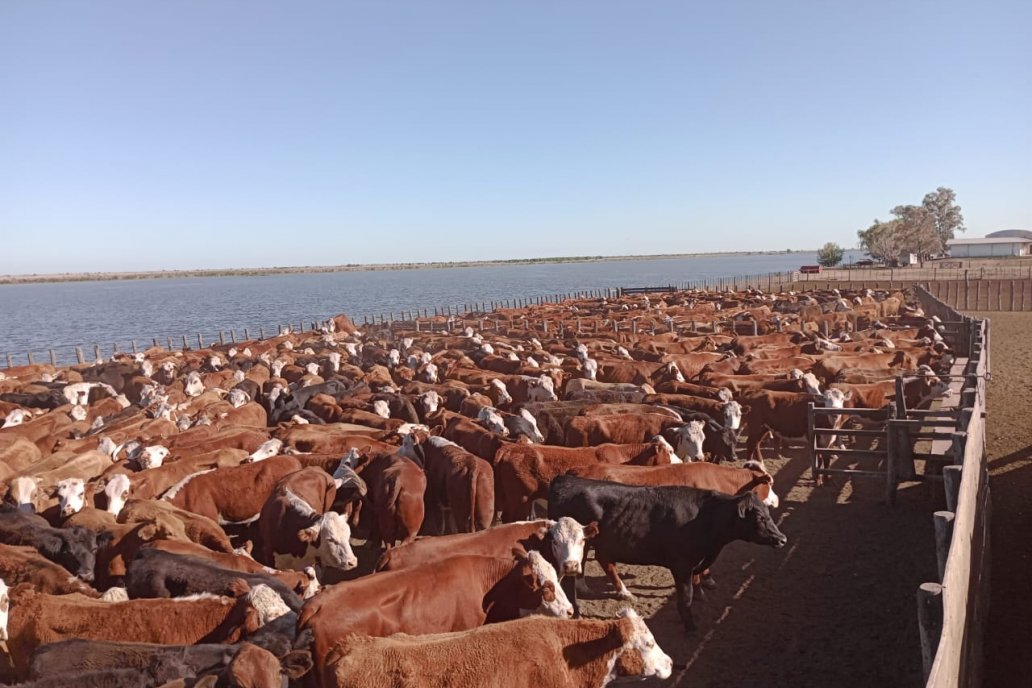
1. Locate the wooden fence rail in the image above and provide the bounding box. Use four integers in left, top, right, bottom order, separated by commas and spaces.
913, 285, 991, 688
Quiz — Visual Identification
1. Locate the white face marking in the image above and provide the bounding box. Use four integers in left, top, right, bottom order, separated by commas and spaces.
137, 445, 170, 470
526, 376, 557, 402
316, 512, 358, 570
103, 474, 132, 517
56, 478, 87, 516
477, 407, 508, 436
327, 352, 342, 372
227, 388, 249, 408
823, 388, 850, 409
208, 356, 223, 370
480, 342, 495, 355
387, 349, 401, 367
246, 438, 283, 463
582, 358, 599, 381
518, 409, 545, 443
523, 550, 573, 619
305, 362, 321, 376
69, 405, 88, 422
184, 372, 204, 397
248, 584, 292, 626
2, 409, 30, 428
394, 423, 430, 436
615, 608, 673, 681
398, 433, 422, 463
723, 401, 742, 431
800, 373, 822, 395
9, 476, 39, 510
418, 391, 441, 415
550, 517, 589, 577
421, 363, 439, 383
0, 579, 9, 641
301, 566, 321, 600
489, 379, 513, 405
764, 487, 780, 508
372, 400, 391, 418
716, 387, 733, 403
270, 360, 286, 378
673, 420, 706, 461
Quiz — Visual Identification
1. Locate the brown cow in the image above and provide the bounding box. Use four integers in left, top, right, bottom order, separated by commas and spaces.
257, 466, 360, 573
493, 440, 674, 521
399, 435, 494, 534
353, 452, 426, 549
165, 455, 303, 525
297, 551, 573, 686
563, 413, 682, 447
2, 583, 288, 678
0, 543, 100, 597
322, 610, 672, 688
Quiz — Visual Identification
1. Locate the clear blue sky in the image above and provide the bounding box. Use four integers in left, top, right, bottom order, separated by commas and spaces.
1, 1, 1029, 273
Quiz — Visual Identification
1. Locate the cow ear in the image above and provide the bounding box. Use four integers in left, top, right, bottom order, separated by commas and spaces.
297, 526, 319, 543
137, 524, 159, 541
760, 474, 774, 485
583, 521, 600, 539
737, 493, 752, 518
510, 545, 528, 561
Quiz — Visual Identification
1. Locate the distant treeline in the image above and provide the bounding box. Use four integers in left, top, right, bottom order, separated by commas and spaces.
0, 250, 799, 285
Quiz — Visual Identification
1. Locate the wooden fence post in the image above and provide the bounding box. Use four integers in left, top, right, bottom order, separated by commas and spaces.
4, 354, 11, 368
94, 345, 101, 361
75, 347, 84, 364
197, 334, 204, 349
917, 582, 944, 682
933, 510, 955, 581
943, 464, 962, 513
49, 350, 57, 366
131, 340, 137, 354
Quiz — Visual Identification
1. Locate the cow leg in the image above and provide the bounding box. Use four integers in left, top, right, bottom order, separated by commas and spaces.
673, 568, 697, 633
598, 557, 633, 600
561, 575, 581, 618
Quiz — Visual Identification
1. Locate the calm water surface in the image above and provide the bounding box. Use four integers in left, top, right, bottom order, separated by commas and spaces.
0, 252, 859, 364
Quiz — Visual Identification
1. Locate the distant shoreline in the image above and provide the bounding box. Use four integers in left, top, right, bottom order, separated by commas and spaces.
0, 250, 811, 285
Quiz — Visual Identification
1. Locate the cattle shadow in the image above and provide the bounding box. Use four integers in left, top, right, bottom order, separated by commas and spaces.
575, 449, 938, 688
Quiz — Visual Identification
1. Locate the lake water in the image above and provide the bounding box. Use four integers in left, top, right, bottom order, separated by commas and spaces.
0, 251, 860, 364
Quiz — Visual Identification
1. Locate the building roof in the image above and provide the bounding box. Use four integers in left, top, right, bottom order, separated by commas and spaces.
987, 229, 1032, 240
946, 237, 1032, 246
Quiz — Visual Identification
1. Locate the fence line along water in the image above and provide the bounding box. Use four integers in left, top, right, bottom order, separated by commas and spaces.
3, 264, 1026, 367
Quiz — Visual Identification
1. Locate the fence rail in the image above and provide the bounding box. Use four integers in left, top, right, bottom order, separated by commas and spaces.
913, 285, 991, 688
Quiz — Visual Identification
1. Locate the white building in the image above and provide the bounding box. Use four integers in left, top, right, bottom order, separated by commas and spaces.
947, 236, 1032, 258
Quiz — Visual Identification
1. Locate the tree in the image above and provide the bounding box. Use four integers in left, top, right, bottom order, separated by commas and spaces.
817, 242, 844, 267
891, 204, 942, 261
857, 219, 902, 264
921, 187, 965, 248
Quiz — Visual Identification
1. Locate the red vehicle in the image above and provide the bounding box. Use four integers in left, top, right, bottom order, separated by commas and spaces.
799, 265, 822, 274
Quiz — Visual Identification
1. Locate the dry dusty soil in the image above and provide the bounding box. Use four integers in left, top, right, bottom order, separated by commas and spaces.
576, 446, 940, 687
972, 312, 1032, 688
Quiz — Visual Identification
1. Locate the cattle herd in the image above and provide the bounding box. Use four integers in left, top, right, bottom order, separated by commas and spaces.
0, 286, 957, 687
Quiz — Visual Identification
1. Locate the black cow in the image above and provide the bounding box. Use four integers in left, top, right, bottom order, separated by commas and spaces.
0, 507, 104, 582
124, 548, 303, 611
548, 475, 786, 631
29, 639, 312, 686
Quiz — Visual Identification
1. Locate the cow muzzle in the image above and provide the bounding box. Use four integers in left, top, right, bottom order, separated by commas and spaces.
562, 561, 581, 576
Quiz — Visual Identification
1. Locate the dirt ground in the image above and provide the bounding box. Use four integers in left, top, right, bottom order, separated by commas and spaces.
971, 312, 1032, 688
575, 446, 939, 687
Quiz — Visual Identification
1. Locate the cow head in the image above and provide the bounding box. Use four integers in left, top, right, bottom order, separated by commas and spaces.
823, 388, 851, 409
398, 433, 426, 467
420, 363, 439, 383
731, 492, 787, 549
0, 579, 8, 641
56, 478, 87, 517
671, 420, 705, 462
227, 388, 250, 408
722, 400, 742, 431
716, 387, 733, 403
477, 407, 509, 436
69, 405, 88, 422
416, 391, 441, 416
582, 358, 599, 380
800, 372, 822, 395
8, 476, 41, 512
372, 400, 391, 418
135, 445, 170, 470
299, 512, 358, 571
513, 549, 574, 619
610, 607, 674, 682
184, 372, 204, 398
527, 375, 558, 402
548, 517, 598, 577
239, 584, 293, 638
47, 525, 102, 583
1, 409, 30, 428
387, 349, 401, 368
99, 473, 132, 517
511, 408, 545, 444
245, 439, 283, 464
487, 379, 513, 406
